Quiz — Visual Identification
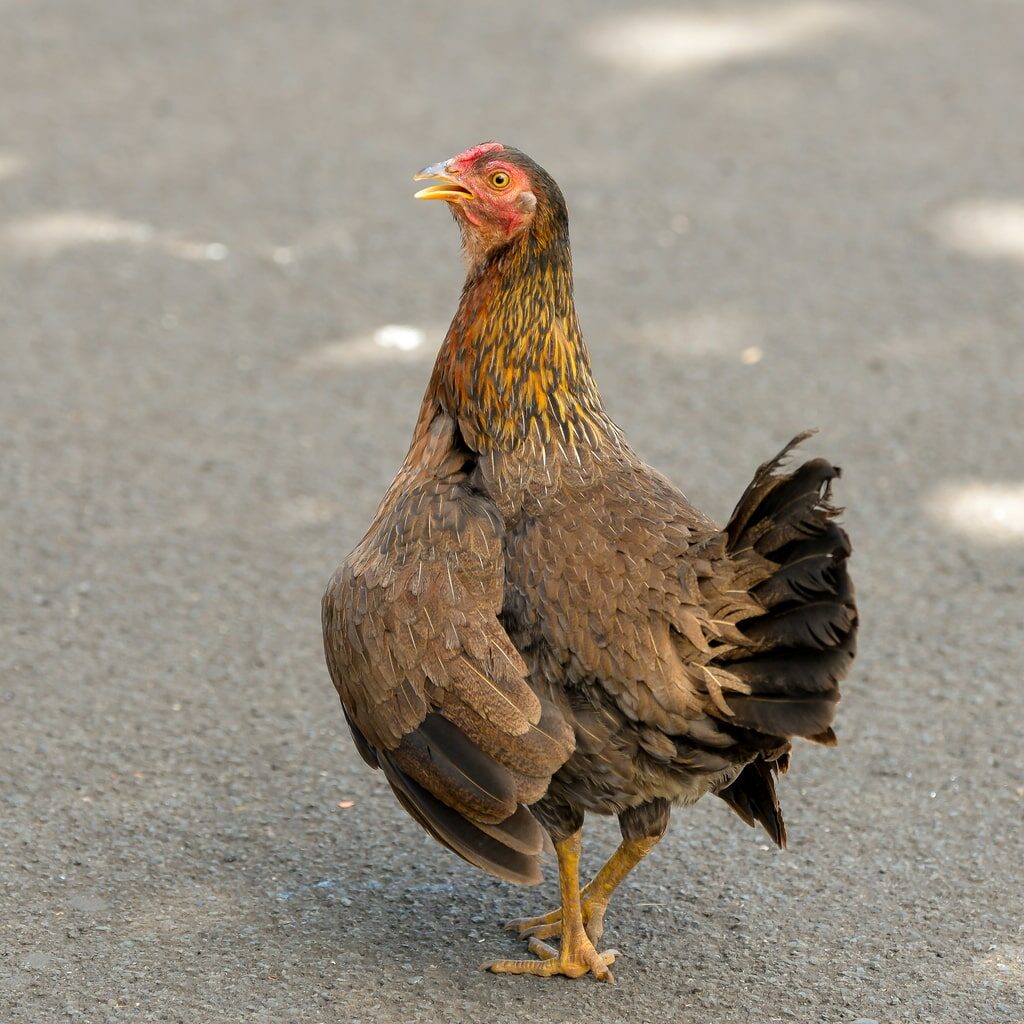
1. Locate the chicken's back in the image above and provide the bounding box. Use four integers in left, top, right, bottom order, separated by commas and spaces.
476, 428, 855, 842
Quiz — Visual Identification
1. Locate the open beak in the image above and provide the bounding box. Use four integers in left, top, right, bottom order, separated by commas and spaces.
413, 160, 474, 202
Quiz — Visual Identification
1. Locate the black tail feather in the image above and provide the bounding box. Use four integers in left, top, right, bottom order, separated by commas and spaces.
718, 756, 788, 848
717, 435, 858, 741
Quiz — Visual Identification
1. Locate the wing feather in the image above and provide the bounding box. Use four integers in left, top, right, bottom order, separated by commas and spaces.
322, 412, 573, 884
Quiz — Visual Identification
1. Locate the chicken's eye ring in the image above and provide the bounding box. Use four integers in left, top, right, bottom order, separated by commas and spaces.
489, 170, 511, 190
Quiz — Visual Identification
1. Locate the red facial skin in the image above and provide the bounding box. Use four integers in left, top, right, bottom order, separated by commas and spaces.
445, 144, 539, 256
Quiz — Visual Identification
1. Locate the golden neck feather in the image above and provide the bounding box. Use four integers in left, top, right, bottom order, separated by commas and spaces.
428, 210, 607, 453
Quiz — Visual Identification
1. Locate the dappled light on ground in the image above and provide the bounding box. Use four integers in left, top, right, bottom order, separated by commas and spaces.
277, 495, 339, 528
623, 309, 765, 360
2, 211, 156, 255
0, 210, 231, 262
580, 2, 876, 77
298, 325, 440, 372
925, 481, 1024, 543
0, 151, 27, 182
962, 943, 1024, 1001
930, 200, 1024, 263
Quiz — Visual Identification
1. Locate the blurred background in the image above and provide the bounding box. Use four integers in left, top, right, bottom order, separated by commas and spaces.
2, 2, 1022, 1022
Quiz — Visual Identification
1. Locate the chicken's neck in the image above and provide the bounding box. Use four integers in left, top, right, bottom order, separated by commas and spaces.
428, 225, 607, 453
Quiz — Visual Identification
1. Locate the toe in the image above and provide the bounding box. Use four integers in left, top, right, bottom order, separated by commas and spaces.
587, 949, 618, 983
482, 957, 558, 977
504, 911, 561, 939
526, 937, 558, 961
518, 919, 561, 941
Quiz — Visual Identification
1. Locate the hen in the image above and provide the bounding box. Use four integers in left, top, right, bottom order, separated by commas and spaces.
322, 143, 857, 982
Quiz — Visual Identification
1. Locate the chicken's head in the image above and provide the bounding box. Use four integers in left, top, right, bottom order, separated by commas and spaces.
414, 142, 555, 266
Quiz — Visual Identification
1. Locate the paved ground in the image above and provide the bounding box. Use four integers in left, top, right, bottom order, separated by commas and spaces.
2, 2, 1023, 1022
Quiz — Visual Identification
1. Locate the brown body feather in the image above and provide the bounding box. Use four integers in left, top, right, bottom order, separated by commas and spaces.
322, 147, 857, 882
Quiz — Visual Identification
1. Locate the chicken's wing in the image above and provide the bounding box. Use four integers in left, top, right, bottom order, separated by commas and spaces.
322, 409, 573, 883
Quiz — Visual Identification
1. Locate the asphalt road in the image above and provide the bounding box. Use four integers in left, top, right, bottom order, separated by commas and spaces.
2, 2, 1023, 1022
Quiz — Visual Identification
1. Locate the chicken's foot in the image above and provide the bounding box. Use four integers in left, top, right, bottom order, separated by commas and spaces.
484, 831, 619, 982
505, 835, 660, 943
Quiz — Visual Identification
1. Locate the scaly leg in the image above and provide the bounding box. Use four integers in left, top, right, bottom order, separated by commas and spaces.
505, 834, 660, 944
484, 831, 619, 982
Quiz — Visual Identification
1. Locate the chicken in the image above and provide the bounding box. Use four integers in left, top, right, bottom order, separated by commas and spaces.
322, 142, 857, 982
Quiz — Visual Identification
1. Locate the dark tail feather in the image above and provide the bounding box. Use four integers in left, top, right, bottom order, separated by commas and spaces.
718, 756, 788, 848
717, 434, 858, 741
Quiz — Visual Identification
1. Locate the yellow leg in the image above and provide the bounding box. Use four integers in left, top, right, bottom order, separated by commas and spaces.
505, 835, 660, 944
484, 831, 619, 982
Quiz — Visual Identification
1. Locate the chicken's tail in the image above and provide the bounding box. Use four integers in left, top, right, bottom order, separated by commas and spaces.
717, 754, 789, 848
712, 432, 858, 744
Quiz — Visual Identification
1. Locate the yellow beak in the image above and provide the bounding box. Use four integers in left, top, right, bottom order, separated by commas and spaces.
413, 160, 474, 202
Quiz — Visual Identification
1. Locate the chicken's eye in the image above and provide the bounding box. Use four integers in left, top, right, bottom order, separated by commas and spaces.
489, 170, 511, 190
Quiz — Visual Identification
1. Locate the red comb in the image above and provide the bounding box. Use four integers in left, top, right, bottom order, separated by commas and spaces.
450, 142, 504, 169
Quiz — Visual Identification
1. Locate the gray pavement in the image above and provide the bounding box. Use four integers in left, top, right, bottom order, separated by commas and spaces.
2, 2, 1023, 1022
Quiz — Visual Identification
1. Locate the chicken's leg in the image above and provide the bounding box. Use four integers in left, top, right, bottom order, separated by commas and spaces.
505, 834, 660, 943
484, 831, 618, 982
